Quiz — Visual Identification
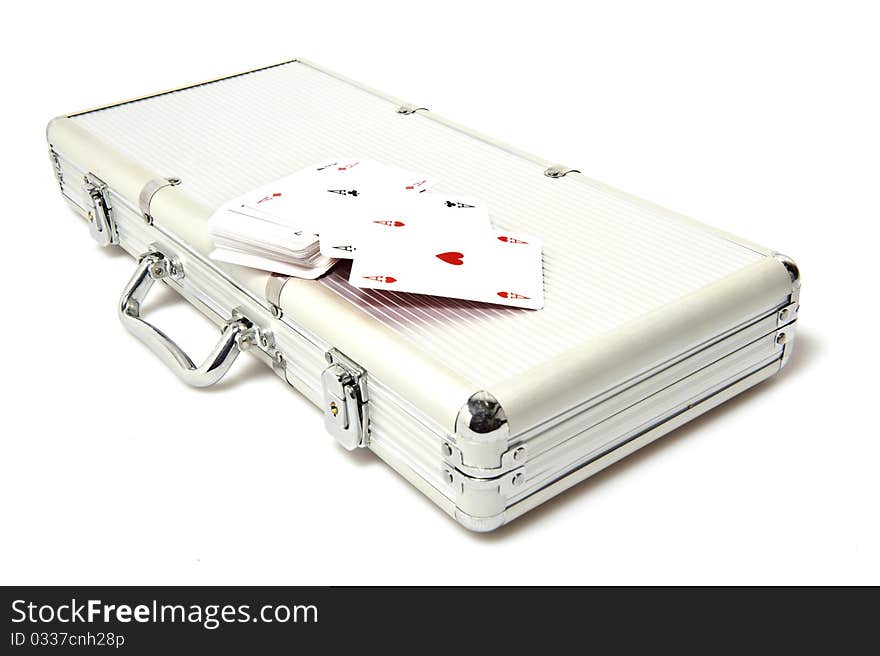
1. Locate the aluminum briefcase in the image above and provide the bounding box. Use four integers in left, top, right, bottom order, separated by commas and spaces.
46, 59, 800, 531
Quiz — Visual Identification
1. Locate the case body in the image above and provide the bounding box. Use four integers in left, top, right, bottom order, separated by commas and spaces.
46, 59, 800, 531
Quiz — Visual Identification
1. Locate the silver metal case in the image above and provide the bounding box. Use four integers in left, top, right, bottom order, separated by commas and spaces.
46, 59, 800, 531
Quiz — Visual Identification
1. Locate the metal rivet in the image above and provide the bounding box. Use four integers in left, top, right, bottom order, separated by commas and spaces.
779, 308, 790, 322
511, 473, 524, 487
776, 332, 787, 345
442, 443, 453, 458
513, 447, 526, 462
167, 177, 181, 186
271, 305, 283, 319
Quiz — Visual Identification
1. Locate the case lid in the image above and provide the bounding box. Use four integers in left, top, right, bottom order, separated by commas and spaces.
49, 59, 793, 437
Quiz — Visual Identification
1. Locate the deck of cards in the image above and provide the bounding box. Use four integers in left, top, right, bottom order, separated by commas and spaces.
209, 158, 545, 309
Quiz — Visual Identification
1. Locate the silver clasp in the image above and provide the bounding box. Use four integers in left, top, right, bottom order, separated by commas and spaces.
84, 172, 118, 246
322, 349, 369, 450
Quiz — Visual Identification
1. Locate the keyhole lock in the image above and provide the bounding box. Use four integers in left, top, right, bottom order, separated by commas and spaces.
329, 401, 339, 417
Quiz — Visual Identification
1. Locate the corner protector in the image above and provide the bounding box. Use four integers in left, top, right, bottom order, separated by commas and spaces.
456, 391, 508, 440
773, 253, 801, 288
454, 391, 510, 469
778, 339, 796, 371
453, 508, 505, 533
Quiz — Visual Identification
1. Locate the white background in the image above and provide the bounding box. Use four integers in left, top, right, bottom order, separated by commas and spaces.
1, 1, 877, 585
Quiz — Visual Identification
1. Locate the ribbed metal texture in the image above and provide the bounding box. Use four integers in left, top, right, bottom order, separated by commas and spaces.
72, 61, 766, 388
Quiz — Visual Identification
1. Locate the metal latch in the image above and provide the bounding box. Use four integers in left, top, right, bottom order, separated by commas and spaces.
83, 172, 118, 246
322, 349, 369, 450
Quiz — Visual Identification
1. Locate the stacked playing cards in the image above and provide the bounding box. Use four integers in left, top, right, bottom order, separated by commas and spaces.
209, 158, 544, 309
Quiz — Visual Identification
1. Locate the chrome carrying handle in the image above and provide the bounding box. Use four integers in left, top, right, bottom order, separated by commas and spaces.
118, 253, 250, 388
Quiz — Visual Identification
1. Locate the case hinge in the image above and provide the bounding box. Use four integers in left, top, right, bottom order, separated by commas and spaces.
441, 440, 527, 478
83, 172, 118, 247
265, 273, 290, 319
775, 300, 799, 369
139, 176, 182, 225
322, 349, 370, 450
776, 301, 798, 328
